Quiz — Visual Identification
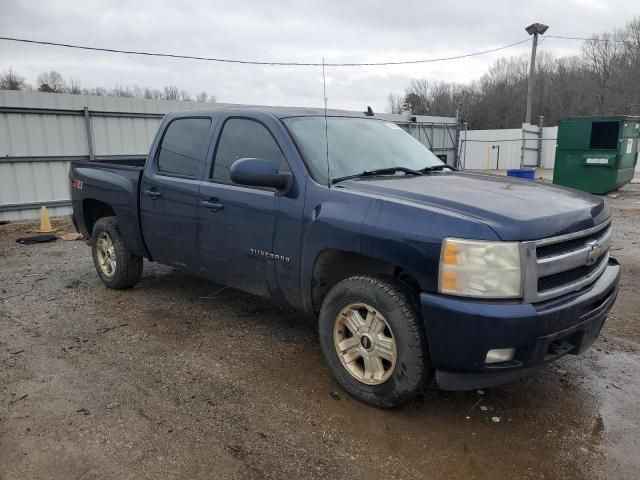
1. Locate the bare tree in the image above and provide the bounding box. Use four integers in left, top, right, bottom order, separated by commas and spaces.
37, 71, 66, 93
110, 86, 135, 98
163, 85, 179, 100
617, 18, 640, 113
143, 87, 162, 99
582, 34, 622, 114
67, 78, 82, 94
403, 79, 430, 114
0, 68, 26, 90
84, 86, 107, 96
149, 88, 164, 100
130, 85, 144, 99
386, 92, 404, 113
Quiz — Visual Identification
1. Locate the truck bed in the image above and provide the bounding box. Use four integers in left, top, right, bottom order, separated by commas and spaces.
70, 158, 148, 257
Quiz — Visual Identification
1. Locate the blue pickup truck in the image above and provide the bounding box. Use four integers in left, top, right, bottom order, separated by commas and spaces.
69, 107, 620, 407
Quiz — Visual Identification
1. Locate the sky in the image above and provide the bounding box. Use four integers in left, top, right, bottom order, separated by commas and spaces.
0, 0, 637, 112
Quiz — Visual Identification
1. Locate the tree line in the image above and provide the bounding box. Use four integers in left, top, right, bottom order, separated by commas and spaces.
387, 17, 640, 129
0, 69, 217, 103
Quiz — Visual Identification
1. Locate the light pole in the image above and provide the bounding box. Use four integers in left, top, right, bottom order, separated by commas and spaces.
524, 23, 549, 125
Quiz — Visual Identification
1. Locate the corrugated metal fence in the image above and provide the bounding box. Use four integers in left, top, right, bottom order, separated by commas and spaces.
0, 91, 218, 221
0, 90, 458, 221
460, 126, 558, 170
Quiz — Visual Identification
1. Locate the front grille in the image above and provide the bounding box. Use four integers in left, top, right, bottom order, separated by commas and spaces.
523, 220, 612, 302
537, 255, 606, 293
537, 225, 612, 259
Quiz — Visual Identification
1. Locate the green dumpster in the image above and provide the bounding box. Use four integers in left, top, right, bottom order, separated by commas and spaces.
553, 116, 639, 194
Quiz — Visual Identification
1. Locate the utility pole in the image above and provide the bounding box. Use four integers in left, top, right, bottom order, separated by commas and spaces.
524, 23, 549, 125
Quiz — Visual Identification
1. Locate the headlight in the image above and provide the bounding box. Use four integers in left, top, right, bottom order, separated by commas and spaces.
439, 238, 522, 298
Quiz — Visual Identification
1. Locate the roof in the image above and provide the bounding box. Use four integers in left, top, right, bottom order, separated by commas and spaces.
167, 105, 383, 120
167, 105, 459, 125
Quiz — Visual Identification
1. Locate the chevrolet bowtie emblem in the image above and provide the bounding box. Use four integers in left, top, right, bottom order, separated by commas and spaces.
585, 240, 603, 266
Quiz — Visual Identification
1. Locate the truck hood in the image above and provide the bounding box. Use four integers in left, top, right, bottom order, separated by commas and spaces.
340, 172, 609, 241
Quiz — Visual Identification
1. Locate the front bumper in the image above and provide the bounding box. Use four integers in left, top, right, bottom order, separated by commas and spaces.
420, 258, 620, 390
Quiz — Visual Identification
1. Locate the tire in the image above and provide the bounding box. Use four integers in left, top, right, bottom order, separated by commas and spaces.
91, 216, 143, 289
319, 275, 431, 408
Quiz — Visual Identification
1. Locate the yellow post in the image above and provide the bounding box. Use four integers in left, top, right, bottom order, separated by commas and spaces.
36, 206, 56, 233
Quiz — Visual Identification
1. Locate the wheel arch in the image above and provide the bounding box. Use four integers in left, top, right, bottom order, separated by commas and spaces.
82, 199, 116, 238
310, 249, 421, 315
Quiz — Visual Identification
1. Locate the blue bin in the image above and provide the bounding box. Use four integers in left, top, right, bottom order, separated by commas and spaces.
506, 168, 535, 180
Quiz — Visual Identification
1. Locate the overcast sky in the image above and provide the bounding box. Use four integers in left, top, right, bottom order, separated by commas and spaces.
0, 0, 637, 111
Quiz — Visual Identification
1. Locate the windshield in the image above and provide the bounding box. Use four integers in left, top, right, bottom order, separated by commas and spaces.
283, 116, 445, 184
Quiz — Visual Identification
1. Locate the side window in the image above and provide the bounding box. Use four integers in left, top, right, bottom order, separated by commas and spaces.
212, 118, 286, 183
157, 117, 212, 177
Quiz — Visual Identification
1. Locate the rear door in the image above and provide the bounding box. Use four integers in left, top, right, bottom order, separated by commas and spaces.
140, 116, 213, 270
197, 115, 290, 296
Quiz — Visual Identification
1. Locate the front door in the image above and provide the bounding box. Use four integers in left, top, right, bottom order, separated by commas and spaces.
197, 116, 289, 296
140, 116, 212, 270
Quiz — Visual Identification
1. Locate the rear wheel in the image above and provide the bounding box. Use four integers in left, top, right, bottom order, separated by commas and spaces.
319, 275, 431, 407
91, 216, 143, 289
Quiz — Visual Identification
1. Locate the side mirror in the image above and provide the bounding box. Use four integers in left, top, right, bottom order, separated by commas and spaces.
230, 158, 291, 192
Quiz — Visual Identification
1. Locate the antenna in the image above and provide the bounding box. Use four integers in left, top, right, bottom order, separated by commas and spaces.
322, 57, 330, 187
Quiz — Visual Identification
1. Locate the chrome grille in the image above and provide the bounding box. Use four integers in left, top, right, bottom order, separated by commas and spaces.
536, 226, 611, 259
522, 220, 612, 303
537, 254, 608, 293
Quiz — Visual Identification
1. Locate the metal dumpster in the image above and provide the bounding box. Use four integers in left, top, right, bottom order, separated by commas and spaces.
553, 116, 639, 194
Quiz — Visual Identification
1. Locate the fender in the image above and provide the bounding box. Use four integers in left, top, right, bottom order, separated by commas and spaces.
70, 163, 147, 257
299, 179, 501, 313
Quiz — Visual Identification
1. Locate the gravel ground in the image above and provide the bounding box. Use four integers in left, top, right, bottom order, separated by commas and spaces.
1, 185, 639, 480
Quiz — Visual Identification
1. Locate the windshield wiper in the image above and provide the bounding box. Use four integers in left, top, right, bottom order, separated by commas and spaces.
331, 167, 423, 185
421, 164, 457, 173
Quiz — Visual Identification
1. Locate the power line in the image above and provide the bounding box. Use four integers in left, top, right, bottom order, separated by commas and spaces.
0, 35, 531, 67
547, 35, 628, 44
325, 39, 533, 66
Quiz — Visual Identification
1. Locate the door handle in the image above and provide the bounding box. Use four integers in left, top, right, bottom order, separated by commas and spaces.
144, 188, 162, 199
201, 199, 224, 212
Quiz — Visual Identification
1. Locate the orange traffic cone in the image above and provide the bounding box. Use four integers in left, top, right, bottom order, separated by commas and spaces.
36, 206, 57, 233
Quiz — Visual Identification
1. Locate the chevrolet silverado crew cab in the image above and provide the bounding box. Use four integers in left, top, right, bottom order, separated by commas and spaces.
70, 107, 620, 407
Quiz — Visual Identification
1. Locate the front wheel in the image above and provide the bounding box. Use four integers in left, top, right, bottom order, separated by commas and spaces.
318, 275, 431, 408
91, 216, 143, 289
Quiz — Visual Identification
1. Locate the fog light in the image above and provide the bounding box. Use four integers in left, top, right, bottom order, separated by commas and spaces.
485, 348, 516, 364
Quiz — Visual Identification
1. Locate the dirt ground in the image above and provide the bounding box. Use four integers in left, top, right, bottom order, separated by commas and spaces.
1, 185, 639, 480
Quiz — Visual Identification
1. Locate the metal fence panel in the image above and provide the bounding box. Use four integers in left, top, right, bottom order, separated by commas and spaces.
91, 116, 162, 156
0, 111, 89, 157
460, 128, 523, 170
0, 160, 73, 221
461, 126, 561, 171
541, 126, 558, 169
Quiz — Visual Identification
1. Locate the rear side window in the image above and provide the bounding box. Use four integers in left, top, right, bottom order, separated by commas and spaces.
157, 117, 212, 177
212, 118, 286, 183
